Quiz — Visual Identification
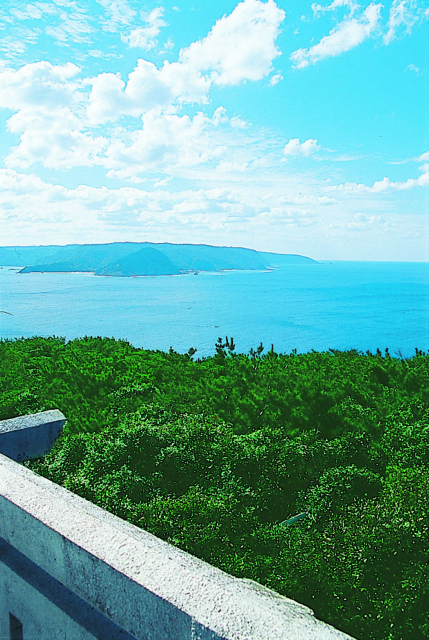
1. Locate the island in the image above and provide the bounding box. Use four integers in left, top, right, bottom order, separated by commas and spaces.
0, 242, 317, 277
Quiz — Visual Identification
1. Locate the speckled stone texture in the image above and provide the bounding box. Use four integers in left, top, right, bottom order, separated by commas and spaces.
0, 409, 65, 461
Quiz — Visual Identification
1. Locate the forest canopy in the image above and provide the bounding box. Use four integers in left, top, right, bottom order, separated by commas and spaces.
1, 336, 428, 640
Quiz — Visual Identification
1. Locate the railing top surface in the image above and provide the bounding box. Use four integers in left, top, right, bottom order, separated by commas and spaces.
0, 409, 65, 434
0, 411, 355, 639
0, 448, 354, 640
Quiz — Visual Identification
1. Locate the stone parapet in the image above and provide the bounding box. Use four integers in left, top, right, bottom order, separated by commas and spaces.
0, 409, 65, 461
0, 412, 355, 640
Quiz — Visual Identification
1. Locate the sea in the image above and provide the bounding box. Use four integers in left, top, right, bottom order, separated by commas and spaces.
0, 261, 428, 358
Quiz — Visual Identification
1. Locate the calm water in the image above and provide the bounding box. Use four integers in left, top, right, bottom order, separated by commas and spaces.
0, 262, 428, 358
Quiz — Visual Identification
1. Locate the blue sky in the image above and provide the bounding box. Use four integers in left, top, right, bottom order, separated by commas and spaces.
0, 0, 428, 260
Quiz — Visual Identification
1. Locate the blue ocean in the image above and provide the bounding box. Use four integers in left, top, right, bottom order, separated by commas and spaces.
0, 261, 428, 358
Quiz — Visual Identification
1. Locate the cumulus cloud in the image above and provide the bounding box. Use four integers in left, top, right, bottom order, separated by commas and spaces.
0, 61, 107, 169
291, 3, 382, 68
6, 108, 107, 169
283, 138, 320, 156
6, 97, 231, 176
179, 0, 285, 85
327, 161, 429, 193
104, 108, 237, 180
87, 0, 285, 124
122, 8, 167, 50
1, 40, 283, 177
86, 62, 208, 127
0, 61, 81, 111
87, 60, 175, 124
157, 60, 210, 105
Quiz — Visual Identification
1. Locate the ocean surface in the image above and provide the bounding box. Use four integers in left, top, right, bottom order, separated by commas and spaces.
0, 261, 428, 358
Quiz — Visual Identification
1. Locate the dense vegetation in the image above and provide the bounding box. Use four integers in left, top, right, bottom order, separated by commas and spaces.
1, 336, 428, 640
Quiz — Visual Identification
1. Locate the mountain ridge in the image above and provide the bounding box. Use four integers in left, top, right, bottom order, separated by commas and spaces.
0, 242, 317, 276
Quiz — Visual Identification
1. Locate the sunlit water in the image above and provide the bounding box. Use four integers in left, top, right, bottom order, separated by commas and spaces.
1, 261, 428, 358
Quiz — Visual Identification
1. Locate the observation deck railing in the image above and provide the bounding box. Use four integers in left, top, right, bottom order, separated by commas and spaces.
0, 411, 355, 640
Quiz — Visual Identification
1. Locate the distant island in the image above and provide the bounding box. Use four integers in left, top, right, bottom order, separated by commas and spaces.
0, 242, 316, 277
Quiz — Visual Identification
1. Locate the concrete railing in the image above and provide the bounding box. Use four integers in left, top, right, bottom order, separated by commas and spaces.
0, 409, 65, 462
0, 411, 355, 640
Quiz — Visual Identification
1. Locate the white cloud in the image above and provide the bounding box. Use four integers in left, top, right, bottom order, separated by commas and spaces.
2, 0, 286, 150
328, 212, 391, 230
0, 61, 109, 170
289, 194, 337, 204
269, 72, 283, 85
45, 10, 93, 44
157, 60, 210, 105
230, 116, 249, 129
122, 8, 167, 51
87, 60, 175, 124
0, 32, 38, 59
327, 160, 429, 193
0, 167, 51, 194
0, 2, 426, 259
312, 0, 359, 16
6, 107, 107, 169
384, 0, 420, 44
0, 167, 324, 246
283, 138, 320, 156
88, 0, 286, 124
87, 73, 128, 124
5, 85, 228, 175
216, 160, 249, 174
406, 63, 421, 74
160, 37, 174, 53
95, 0, 136, 31
0, 2, 95, 52
291, 3, 382, 68
9, 4, 46, 20
371, 169, 429, 190
0, 5, 287, 176
0, 61, 81, 111
179, 0, 285, 85
104, 110, 232, 180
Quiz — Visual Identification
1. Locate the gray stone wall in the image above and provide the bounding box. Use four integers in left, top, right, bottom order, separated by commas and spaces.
0, 412, 355, 640
0, 410, 65, 461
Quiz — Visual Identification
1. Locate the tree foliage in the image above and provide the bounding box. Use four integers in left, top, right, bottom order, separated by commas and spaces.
1, 336, 428, 639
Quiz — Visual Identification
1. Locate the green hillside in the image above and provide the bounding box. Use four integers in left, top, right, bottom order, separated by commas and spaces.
1, 336, 428, 640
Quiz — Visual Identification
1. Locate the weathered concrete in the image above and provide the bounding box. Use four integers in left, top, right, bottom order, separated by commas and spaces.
0, 450, 355, 640
0, 411, 355, 639
0, 537, 135, 640
0, 409, 65, 461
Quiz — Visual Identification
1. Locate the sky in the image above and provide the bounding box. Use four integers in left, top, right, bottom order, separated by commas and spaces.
0, 0, 428, 260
